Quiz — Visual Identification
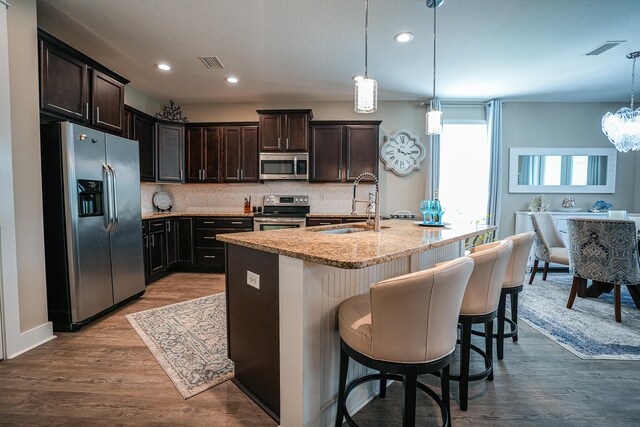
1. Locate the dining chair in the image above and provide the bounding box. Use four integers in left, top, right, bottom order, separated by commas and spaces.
529, 212, 569, 284
566, 218, 640, 323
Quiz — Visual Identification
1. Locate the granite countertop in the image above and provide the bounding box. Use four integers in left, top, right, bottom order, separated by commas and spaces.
142, 211, 253, 219
217, 220, 495, 269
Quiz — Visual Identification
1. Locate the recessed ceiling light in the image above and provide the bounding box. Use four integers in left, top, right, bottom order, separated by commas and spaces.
156, 63, 171, 71
226, 77, 239, 83
394, 32, 414, 43
352, 75, 364, 81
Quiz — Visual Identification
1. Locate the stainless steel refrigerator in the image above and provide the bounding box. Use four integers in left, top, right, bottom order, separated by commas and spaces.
41, 122, 145, 331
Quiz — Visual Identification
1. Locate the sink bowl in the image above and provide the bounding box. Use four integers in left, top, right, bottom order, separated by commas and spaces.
315, 225, 389, 234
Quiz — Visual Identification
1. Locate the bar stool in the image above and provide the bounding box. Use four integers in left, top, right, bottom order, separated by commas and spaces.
471, 232, 535, 360
453, 239, 512, 411
335, 257, 474, 427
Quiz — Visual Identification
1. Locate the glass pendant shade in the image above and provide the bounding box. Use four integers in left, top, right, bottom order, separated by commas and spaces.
602, 51, 640, 152
602, 107, 640, 152
354, 77, 378, 113
426, 109, 443, 135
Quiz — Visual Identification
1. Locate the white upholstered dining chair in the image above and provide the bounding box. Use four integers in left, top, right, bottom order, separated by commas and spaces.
528, 212, 569, 284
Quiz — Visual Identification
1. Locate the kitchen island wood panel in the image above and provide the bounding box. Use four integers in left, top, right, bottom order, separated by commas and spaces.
219, 222, 493, 426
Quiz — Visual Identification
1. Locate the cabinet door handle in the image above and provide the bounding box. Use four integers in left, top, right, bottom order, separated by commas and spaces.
278, 137, 281, 148
150, 234, 155, 247
152, 223, 163, 227
96, 107, 100, 123
203, 236, 216, 240
203, 221, 216, 224
286, 137, 289, 148
241, 169, 244, 180
203, 169, 206, 180
167, 221, 171, 232
319, 222, 333, 225
85, 103, 89, 120
144, 235, 149, 248
347, 168, 350, 179
231, 221, 243, 225
180, 169, 183, 181
338, 167, 342, 179
204, 255, 216, 259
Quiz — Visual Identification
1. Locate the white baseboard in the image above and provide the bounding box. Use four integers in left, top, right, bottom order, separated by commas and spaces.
7, 321, 55, 359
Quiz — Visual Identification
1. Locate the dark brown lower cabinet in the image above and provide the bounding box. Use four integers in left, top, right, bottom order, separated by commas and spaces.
144, 216, 251, 284
166, 217, 194, 269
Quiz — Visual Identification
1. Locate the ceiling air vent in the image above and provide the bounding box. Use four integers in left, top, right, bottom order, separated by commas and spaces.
199, 56, 225, 69
583, 41, 625, 56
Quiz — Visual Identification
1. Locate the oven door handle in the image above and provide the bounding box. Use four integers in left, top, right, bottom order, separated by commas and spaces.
254, 217, 307, 224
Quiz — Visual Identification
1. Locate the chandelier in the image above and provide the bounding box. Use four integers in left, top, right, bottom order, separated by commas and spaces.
601, 51, 640, 152
425, 0, 443, 135
354, 0, 377, 113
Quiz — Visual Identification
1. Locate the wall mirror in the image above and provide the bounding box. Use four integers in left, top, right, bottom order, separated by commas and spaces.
509, 147, 617, 193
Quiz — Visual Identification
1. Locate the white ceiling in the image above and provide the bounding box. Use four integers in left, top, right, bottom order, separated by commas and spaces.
36, 0, 640, 104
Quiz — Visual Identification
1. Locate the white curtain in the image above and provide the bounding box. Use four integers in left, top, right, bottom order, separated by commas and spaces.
426, 98, 442, 199
486, 100, 503, 232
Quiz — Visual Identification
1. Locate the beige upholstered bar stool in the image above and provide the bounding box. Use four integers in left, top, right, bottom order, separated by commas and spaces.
335, 257, 474, 427
472, 232, 535, 360
452, 239, 512, 411
529, 212, 569, 284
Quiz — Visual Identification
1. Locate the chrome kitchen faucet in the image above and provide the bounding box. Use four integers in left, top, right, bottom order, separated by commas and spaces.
351, 172, 381, 232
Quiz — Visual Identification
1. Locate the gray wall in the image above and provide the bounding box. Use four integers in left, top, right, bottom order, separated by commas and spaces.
498, 102, 639, 238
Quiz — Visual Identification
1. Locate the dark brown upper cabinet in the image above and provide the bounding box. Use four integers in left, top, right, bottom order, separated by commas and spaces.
156, 122, 184, 183
257, 109, 312, 152
186, 126, 223, 183
123, 106, 156, 181
310, 121, 381, 183
38, 30, 128, 134
223, 125, 259, 183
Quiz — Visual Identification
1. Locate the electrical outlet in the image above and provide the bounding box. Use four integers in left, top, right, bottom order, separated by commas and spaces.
247, 271, 260, 289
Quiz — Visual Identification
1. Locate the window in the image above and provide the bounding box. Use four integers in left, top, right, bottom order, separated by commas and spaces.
438, 122, 489, 225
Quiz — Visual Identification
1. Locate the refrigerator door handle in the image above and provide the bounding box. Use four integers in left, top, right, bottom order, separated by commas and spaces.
108, 164, 119, 231
102, 163, 113, 232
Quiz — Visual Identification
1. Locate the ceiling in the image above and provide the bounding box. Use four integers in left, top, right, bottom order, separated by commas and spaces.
36, 0, 640, 104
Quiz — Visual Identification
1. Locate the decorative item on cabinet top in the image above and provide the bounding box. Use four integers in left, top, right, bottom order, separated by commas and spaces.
379, 129, 426, 176
155, 99, 188, 123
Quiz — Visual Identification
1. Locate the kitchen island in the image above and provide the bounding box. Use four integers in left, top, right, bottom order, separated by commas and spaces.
217, 220, 494, 427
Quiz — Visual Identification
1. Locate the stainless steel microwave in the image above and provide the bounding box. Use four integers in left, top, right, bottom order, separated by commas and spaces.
259, 153, 309, 180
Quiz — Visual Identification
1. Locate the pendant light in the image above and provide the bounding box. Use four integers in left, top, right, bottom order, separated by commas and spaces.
601, 51, 640, 152
354, 0, 377, 113
425, 0, 443, 135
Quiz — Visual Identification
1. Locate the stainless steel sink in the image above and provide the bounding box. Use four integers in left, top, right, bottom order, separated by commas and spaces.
314, 225, 389, 234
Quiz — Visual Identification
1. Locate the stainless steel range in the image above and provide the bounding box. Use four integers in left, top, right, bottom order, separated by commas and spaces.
253, 195, 310, 231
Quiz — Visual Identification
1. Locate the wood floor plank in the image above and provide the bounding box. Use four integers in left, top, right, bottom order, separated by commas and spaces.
1, 272, 639, 426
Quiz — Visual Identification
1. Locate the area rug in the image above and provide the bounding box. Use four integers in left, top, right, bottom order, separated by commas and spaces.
126, 293, 234, 398
519, 274, 640, 360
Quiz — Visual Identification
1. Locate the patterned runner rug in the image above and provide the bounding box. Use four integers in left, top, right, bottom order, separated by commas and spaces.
519, 273, 640, 360
126, 293, 234, 398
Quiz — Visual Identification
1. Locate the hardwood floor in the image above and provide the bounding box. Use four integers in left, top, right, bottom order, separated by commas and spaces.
0, 273, 276, 426
1, 272, 638, 426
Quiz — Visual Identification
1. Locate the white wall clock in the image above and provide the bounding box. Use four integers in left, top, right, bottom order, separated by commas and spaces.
379, 129, 426, 176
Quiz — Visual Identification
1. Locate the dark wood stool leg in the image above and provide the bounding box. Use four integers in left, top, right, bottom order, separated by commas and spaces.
567, 276, 580, 309
335, 344, 349, 427
379, 372, 387, 398
402, 367, 418, 427
459, 321, 472, 411
510, 292, 519, 342
441, 364, 450, 417
528, 259, 539, 284
542, 262, 549, 281
484, 320, 494, 381
614, 284, 622, 323
497, 292, 506, 360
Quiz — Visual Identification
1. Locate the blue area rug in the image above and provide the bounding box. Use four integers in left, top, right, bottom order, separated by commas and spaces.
519, 273, 640, 360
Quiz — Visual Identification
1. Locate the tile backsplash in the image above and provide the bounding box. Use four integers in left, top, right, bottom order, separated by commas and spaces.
141, 182, 373, 214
